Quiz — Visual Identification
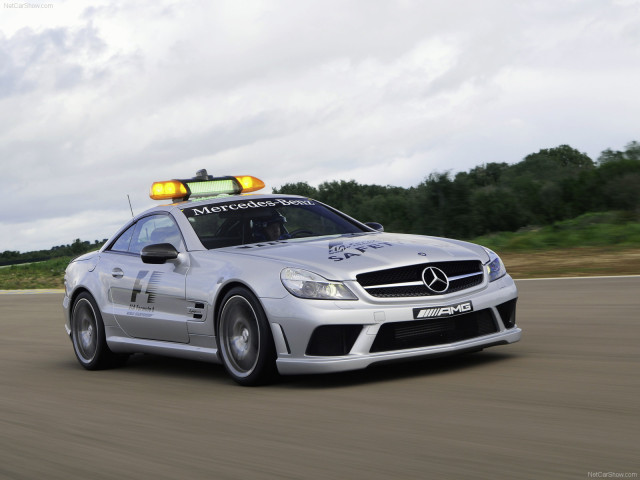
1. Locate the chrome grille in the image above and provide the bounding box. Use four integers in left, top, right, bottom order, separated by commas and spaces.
356, 260, 484, 298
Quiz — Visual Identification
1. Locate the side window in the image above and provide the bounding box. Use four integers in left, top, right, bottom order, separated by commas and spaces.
109, 224, 136, 253
130, 215, 184, 254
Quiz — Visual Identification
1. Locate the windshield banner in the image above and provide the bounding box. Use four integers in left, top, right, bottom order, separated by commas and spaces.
182, 198, 315, 217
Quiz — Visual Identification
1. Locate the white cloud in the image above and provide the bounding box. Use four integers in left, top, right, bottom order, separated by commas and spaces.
1, 0, 639, 251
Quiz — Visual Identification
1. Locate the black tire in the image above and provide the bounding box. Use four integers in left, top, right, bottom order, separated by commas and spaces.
71, 292, 126, 370
217, 287, 277, 386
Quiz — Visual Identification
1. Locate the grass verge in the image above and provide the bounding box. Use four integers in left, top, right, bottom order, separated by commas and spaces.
501, 247, 640, 279
471, 211, 640, 251
0, 257, 69, 290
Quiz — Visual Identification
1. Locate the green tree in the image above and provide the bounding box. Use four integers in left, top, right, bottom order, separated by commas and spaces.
273, 182, 318, 198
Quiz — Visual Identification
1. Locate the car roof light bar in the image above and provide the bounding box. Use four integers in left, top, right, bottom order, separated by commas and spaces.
149, 170, 265, 201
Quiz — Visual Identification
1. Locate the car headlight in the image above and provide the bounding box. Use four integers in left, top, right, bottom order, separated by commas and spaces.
281, 268, 358, 300
484, 248, 506, 282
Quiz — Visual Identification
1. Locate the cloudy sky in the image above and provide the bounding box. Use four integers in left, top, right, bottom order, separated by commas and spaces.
2, 0, 639, 252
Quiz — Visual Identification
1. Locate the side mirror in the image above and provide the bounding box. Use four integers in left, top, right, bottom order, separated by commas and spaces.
141, 243, 179, 264
364, 222, 384, 232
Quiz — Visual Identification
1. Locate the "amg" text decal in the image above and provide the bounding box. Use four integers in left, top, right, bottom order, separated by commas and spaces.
413, 301, 473, 319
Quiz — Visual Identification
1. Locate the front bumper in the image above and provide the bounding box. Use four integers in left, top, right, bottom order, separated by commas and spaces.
275, 327, 521, 374
264, 274, 521, 375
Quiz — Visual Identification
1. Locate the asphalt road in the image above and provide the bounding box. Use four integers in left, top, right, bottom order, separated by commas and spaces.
1, 277, 638, 480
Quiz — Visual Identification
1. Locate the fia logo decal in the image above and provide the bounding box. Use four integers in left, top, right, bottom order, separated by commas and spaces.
130, 270, 163, 304
127, 270, 163, 317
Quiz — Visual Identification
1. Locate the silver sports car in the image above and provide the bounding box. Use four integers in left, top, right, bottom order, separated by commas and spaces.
63, 170, 521, 385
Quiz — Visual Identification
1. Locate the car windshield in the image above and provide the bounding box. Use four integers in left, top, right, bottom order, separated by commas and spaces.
181, 197, 369, 249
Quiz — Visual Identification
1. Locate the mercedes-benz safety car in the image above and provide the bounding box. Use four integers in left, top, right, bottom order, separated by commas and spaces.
63, 170, 521, 385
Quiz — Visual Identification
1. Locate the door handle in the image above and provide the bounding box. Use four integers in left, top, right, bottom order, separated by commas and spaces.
111, 268, 124, 279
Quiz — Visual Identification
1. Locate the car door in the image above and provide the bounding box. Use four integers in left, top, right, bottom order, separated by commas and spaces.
101, 213, 190, 343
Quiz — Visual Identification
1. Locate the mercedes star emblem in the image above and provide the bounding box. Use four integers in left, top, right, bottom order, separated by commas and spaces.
422, 266, 450, 293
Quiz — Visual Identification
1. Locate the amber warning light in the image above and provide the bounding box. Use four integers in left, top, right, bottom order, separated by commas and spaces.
150, 170, 265, 201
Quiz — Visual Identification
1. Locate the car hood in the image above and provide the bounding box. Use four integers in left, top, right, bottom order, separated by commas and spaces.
224, 232, 490, 280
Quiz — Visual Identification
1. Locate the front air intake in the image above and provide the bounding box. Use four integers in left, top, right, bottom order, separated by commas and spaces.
370, 309, 498, 352
496, 299, 517, 329
306, 325, 362, 356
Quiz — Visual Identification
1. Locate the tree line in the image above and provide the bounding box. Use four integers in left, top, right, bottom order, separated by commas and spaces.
274, 141, 640, 239
3, 141, 638, 265
0, 239, 107, 266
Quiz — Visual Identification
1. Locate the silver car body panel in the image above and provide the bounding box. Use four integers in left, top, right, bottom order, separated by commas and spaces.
63, 194, 521, 375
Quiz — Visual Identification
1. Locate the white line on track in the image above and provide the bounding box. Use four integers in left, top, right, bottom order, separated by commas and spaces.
0, 289, 65, 295
515, 274, 640, 281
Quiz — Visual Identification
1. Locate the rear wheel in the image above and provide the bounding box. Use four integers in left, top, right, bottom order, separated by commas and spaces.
218, 287, 277, 386
71, 292, 126, 370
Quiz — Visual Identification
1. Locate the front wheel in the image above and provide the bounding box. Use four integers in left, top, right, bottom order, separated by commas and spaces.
71, 292, 126, 370
218, 287, 277, 386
